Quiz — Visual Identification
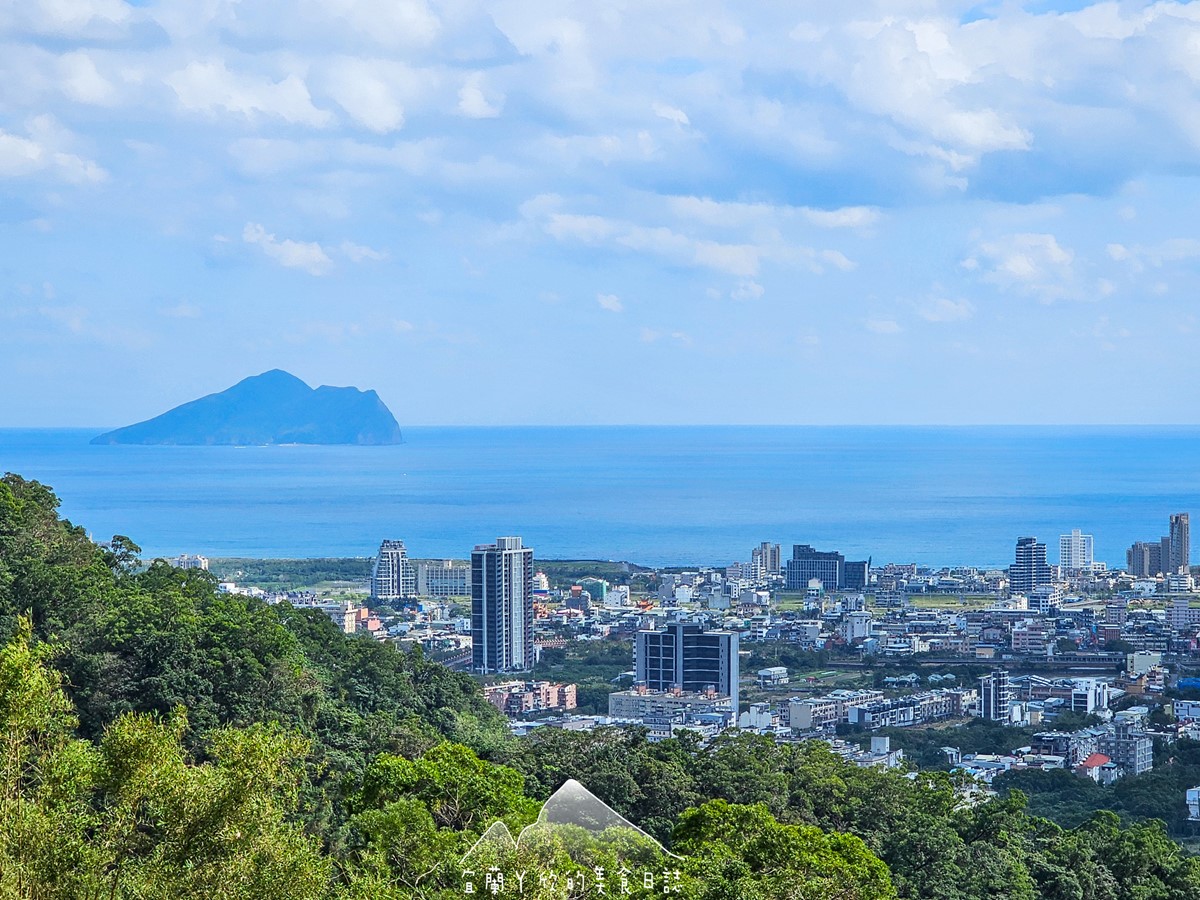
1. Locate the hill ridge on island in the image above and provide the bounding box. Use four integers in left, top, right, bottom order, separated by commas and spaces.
90, 369, 403, 446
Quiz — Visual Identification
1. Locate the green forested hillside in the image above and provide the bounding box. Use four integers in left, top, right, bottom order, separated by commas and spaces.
1, 472, 1198, 899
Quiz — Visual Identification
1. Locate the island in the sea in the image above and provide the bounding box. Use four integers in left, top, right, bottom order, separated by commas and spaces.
90, 369, 403, 446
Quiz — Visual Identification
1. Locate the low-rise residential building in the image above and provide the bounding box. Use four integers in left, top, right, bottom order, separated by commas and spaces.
608, 687, 734, 720
845, 689, 971, 729
484, 680, 577, 716
1101, 720, 1154, 776
757, 666, 790, 687
789, 690, 885, 732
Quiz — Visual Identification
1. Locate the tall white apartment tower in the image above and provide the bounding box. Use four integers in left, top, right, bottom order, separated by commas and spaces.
371, 539, 417, 601
1059, 529, 1094, 572
471, 537, 535, 673
751, 542, 782, 577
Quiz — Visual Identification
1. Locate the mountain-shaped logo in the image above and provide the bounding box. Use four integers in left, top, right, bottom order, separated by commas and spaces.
463, 779, 678, 863
461, 779, 682, 896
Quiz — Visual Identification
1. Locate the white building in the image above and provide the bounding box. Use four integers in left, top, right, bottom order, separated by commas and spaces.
416, 559, 470, 597
606, 585, 631, 607
757, 666, 789, 687
1029, 585, 1064, 614
1166, 573, 1196, 593
372, 540, 417, 601
172, 554, 209, 571
1059, 530, 1095, 572
1166, 596, 1200, 629
840, 611, 873, 642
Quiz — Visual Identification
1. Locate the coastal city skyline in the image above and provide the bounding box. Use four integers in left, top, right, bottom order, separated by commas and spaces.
178, 511, 1200, 577
8, 2, 1200, 895
7, 3, 1200, 427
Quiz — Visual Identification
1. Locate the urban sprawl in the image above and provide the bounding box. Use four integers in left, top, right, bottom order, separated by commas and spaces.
177, 513, 1200, 823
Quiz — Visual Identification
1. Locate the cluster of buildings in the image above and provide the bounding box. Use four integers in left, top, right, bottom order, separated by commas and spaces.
189, 520, 1200, 801
1127, 513, 1190, 578
954, 715, 1155, 785
483, 680, 577, 717
371, 540, 472, 601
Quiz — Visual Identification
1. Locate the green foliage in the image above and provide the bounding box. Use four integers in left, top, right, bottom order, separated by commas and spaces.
0, 623, 330, 900
355, 744, 538, 832
533, 559, 644, 588
861, 718, 1036, 769
674, 800, 896, 900
531, 639, 633, 714
995, 738, 1200, 835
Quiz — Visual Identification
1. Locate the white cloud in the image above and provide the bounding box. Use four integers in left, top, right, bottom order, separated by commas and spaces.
524, 194, 855, 278
1102, 237, 1200, 279
458, 72, 502, 119
652, 102, 689, 126
640, 327, 691, 345
596, 293, 623, 312
58, 51, 117, 105
3, 0, 135, 39
802, 207, 880, 229
242, 222, 333, 275
667, 195, 879, 230
730, 280, 764, 301
159, 302, 200, 318
918, 297, 973, 323
0, 115, 106, 183
322, 59, 431, 133
865, 318, 902, 334
301, 0, 440, 48
167, 60, 333, 127
340, 240, 387, 262
966, 233, 1079, 302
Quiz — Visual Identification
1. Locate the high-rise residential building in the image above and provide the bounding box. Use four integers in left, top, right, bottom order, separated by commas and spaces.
979, 670, 1013, 722
842, 560, 870, 591
471, 537, 534, 674
1009, 537, 1052, 595
751, 542, 782, 577
635, 621, 740, 712
371, 540, 417, 602
1170, 513, 1190, 574
1059, 529, 1094, 572
1126, 513, 1191, 577
784, 544, 870, 592
1127, 540, 1163, 578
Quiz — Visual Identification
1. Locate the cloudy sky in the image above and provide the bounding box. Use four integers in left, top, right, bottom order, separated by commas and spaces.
3, 0, 1200, 426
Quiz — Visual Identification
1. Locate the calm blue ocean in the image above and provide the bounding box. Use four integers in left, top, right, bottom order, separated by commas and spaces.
1, 426, 1198, 568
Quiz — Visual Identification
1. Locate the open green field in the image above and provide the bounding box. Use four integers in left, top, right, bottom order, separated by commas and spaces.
774, 592, 814, 611
209, 557, 372, 590
775, 591, 998, 612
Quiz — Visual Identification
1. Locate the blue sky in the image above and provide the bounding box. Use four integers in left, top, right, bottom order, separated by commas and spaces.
4, 0, 1200, 426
